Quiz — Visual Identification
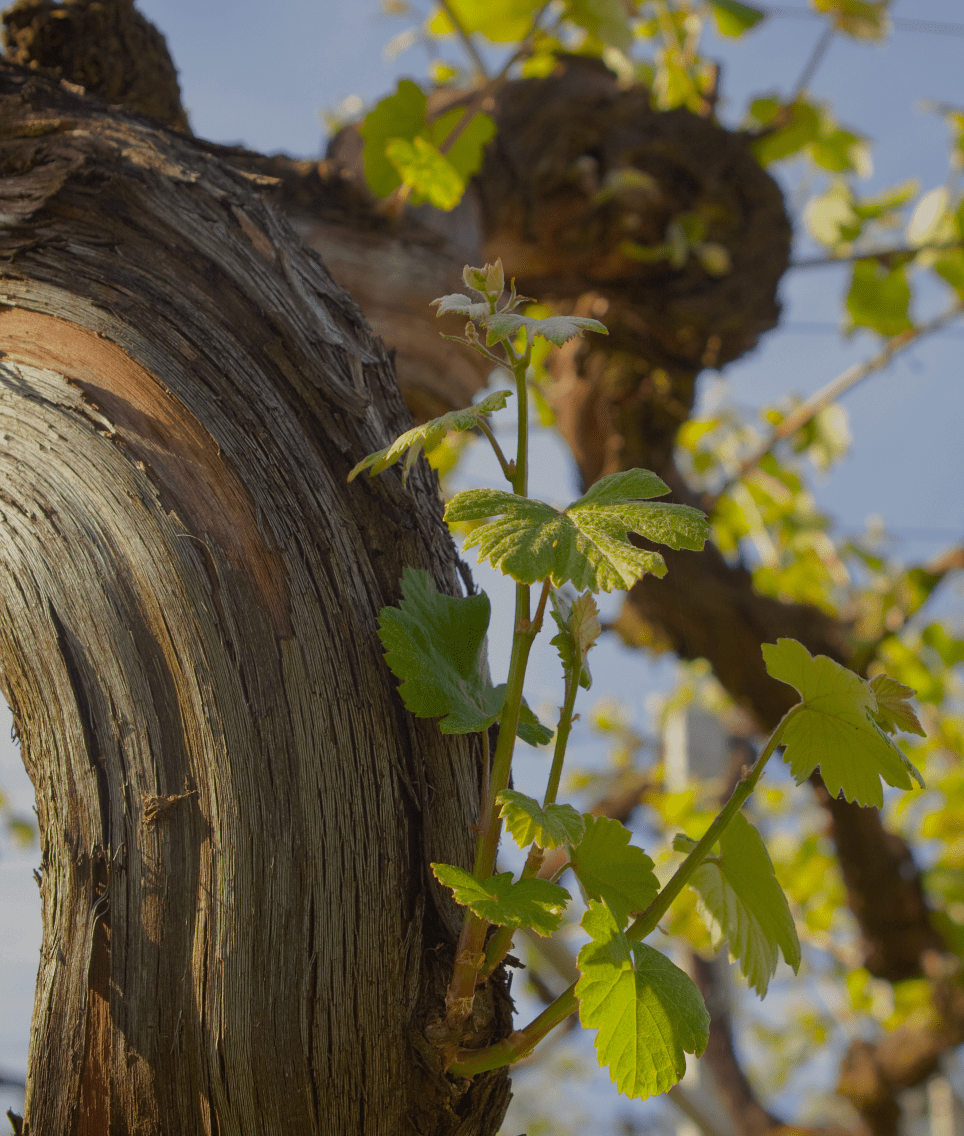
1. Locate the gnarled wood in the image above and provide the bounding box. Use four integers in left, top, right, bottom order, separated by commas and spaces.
0, 62, 510, 1135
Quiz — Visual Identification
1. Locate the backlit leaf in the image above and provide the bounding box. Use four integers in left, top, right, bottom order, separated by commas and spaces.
709, 0, 765, 37
431, 863, 571, 935
385, 136, 465, 210
428, 0, 544, 42
869, 674, 926, 737
762, 638, 924, 807
687, 812, 801, 996
359, 79, 427, 198
570, 816, 660, 927
566, 0, 633, 50
348, 390, 512, 482
577, 903, 709, 1100
847, 260, 913, 337
550, 590, 601, 689
445, 470, 708, 592
497, 790, 586, 850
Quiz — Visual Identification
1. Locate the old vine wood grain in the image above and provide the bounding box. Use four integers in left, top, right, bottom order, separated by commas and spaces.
0, 62, 511, 1135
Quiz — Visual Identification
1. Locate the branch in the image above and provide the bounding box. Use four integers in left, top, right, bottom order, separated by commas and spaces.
707, 301, 964, 511
438, 0, 491, 82
792, 240, 964, 269
790, 20, 835, 98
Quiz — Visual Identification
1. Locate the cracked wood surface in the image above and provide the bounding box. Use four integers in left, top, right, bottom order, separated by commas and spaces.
0, 61, 510, 1135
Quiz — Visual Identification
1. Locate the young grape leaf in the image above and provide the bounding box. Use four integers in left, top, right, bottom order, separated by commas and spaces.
445, 470, 709, 593
378, 568, 502, 734
566, 0, 634, 51
358, 79, 429, 198
550, 590, 601, 690
869, 674, 926, 737
497, 790, 586, 850
709, 0, 766, 36
385, 136, 465, 211
686, 812, 800, 997
570, 816, 660, 927
577, 903, 709, 1100
378, 569, 548, 743
431, 863, 571, 936
432, 293, 493, 320
426, 108, 497, 189
348, 390, 512, 482
482, 311, 608, 347
428, 0, 544, 43
762, 638, 924, 807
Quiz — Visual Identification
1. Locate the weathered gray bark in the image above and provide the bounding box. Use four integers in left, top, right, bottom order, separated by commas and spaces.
0, 62, 511, 1135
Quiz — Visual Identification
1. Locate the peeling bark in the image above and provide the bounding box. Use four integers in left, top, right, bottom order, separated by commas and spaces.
0, 62, 510, 1135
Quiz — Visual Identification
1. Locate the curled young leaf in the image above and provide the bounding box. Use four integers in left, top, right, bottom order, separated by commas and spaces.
348, 390, 512, 482
497, 789, 586, 850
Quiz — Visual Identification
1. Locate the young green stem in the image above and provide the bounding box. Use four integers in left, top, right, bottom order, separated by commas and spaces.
476, 418, 515, 482
479, 842, 546, 980
543, 664, 582, 808
626, 703, 801, 943
446, 704, 802, 1073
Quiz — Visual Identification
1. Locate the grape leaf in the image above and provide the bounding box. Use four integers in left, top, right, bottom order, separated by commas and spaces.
869, 674, 926, 737
445, 470, 709, 593
577, 903, 709, 1100
482, 311, 608, 347
570, 816, 660, 927
709, 0, 765, 36
550, 590, 601, 690
432, 293, 492, 320
565, 0, 633, 51
431, 863, 571, 936
762, 638, 924, 807
497, 790, 586, 850
358, 79, 428, 198
686, 812, 800, 997
510, 694, 554, 747
428, 0, 544, 43
348, 390, 512, 482
385, 136, 465, 210
378, 568, 550, 742
847, 260, 913, 337
427, 108, 497, 187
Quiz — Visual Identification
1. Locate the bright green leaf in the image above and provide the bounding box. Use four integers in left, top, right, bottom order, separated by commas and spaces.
847, 260, 913, 337
428, 0, 544, 42
445, 469, 709, 592
385, 135, 465, 210
570, 816, 660, 927
550, 590, 601, 690
869, 674, 926, 737
497, 789, 586, 850
483, 311, 608, 347
566, 0, 633, 51
709, 0, 765, 37
431, 863, 571, 935
348, 390, 512, 482
762, 638, 924, 807
577, 903, 709, 1100
688, 812, 801, 996
359, 79, 427, 198
427, 108, 497, 185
